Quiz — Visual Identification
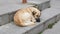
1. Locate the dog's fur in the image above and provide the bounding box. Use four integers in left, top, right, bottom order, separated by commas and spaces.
14, 7, 41, 27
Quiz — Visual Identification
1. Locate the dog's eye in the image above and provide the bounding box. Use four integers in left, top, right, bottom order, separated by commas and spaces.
32, 11, 36, 15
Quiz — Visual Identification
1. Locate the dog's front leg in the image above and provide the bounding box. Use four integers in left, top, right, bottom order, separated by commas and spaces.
31, 15, 36, 23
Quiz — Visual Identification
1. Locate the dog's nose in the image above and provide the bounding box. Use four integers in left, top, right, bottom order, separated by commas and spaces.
36, 18, 40, 22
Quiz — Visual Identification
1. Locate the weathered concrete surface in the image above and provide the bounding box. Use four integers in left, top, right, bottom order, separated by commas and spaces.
28, 0, 50, 10
0, 0, 60, 34
42, 20, 60, 34
42, 0, 60, 34
0, 4, 34, 25
0, 0, 50, 25
0, 7, 60, 34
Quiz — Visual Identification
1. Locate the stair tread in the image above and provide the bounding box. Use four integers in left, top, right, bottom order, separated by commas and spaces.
28, 0, 49, 4
41, 8, 60, 21
0, 22, 40, 34
0, 4, 34, 15
0, 0, 50, 16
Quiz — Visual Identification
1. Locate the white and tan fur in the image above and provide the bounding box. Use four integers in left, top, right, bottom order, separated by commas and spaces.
14, 7, 41, 27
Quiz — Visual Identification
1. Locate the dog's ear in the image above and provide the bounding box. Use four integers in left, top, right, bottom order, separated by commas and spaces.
32, 11, 36, 15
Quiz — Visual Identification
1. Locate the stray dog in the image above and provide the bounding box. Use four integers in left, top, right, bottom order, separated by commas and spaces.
14, 7, 41, 27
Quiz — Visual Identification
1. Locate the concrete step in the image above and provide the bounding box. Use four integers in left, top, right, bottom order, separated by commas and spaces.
0, 0, 50, 25
42, 20, 60, 34
0, 0, 50, 11
0, 8, 60, 34
0, 4, 34, 25
28, 0, 50, 11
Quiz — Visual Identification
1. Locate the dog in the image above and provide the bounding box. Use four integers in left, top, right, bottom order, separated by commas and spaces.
14, 7, 41, 27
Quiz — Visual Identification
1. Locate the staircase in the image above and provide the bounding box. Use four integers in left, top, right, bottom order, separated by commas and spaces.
0, 0, 60, 34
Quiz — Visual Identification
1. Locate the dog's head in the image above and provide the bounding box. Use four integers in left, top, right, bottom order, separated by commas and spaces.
29, 7, 41, 22
30, 7, 41, 19
32, 11, 40, 19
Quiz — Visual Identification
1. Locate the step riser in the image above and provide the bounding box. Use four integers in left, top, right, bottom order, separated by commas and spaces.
56, 14, 60, 21
0, 11, 16, 25
38, 1, 50, 11
24, 24, 44, 34
8, 11, 16, 22
28, 0, 50, 11
43, 16, 57, 29
0, 14, 10, 25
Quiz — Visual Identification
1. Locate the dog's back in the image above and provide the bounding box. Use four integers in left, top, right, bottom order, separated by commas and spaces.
14, 7, 36, 26
14, 7, 41, 27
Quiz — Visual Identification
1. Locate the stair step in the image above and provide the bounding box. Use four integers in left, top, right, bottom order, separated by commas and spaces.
0, 0, 50, 25
0, 0, 50, 11
0, 8, 60, 34
28, 0, 50, 11
42, 20, 60, 34
0, 4, 34, 25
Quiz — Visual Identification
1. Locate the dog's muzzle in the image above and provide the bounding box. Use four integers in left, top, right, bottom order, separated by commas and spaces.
36, 17, 40, 22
